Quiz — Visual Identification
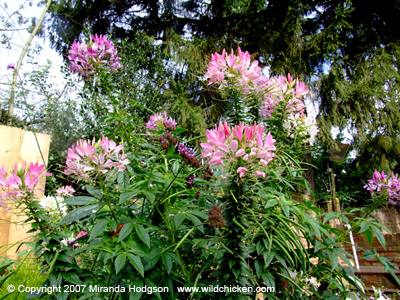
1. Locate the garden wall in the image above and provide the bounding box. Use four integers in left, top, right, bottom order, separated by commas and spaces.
0, 125, 50, 259
341, 207, 400, 292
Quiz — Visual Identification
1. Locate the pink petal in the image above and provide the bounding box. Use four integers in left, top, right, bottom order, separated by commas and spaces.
201, 143, 214, 150
230, 140, 238, 152
235, 149, 245, 157
218, 144, 230, 153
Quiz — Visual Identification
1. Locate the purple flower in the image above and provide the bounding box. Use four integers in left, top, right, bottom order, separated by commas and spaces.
68, 34, 121, 78
7, 63, 15, 70
145, 111, 177, 133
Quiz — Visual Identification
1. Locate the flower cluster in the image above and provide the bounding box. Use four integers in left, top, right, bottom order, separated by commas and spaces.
39, 195, 68, 216
65, 136, 129, 179
56, 186, 75, 198
61, 231, 88, 248
283, 113, 319, 145
178, 143, 201, 168
204, 48, 309, 121
159, 132, 179, 154
207, 205, 226, 229
364, 170, 400, 205
260, 74, 307, 119
145, 111, 177, 133
68, 34, 121, 78
0, 162, 52, 202
204, 47, 261, 88
201, 122, 276, 179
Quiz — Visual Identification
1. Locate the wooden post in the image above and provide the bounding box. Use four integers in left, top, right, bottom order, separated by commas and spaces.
0, 125, 50, 258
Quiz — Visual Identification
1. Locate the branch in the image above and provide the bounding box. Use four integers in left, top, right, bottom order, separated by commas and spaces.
8, 0, 51, 117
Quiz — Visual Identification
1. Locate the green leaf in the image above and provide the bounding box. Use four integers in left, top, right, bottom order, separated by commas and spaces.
174, 213, 185, 229
161, 253, 173, 275
86, 187, 102, 198
64, 196, 96, 205
265, 199, 278, 208
89, 219, 108, 241
173, 128, 187, 134
172, 161, 179, 175
129, 279, 143, 300
62, 273, 82, 285
167, 146, 176, 156
323, 212, 336, 224
322, 291, 341, 300
371, 225, 386, 248
262, 273, 275, 290
144, 278, 161, 300
135, 224, 150, 248
117, 171, 130, 189
328, 250, 339, 271
364, 228, 373, 245
115, 254, 127, 274
188, 214, 204, 233
362, 250, 376, 260
359, 221, 369, 233
127, 253, 144, 277
255, 259, 263, 275
118, 223, 134, 243
119, 191, 139, 204
60, 204, 99, 225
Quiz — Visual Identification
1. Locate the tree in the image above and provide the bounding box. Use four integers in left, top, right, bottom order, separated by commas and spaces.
47, 0, 400, 194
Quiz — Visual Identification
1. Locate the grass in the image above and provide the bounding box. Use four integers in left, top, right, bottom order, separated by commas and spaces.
0, 252, 47, 300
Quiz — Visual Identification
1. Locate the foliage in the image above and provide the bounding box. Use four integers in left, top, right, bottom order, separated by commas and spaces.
47, 0, 400, 179
1, 43, 397, 300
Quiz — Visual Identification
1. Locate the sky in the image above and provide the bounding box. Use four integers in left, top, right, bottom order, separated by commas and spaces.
1, 0, 66, 94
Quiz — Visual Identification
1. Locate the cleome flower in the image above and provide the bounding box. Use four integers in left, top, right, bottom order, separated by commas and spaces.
64, 136, 129, 179
56, 185, 75, 198
364, 170, 400, 205
39, 195, 67, 216
204, 47, 262, 88
259, 74, 307, 119
201, 122, 276, 179
145, 111, 177, 133
0, 162, 52, 202
68, 34, 121, 78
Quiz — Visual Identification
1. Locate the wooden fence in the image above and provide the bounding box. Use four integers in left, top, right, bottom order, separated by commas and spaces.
0, 125, 50, 259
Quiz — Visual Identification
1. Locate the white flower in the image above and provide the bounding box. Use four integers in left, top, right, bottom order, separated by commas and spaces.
40, 195, 68, 216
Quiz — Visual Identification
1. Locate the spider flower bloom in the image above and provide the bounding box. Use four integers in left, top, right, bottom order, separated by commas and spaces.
56, 186, 76, 198
145, 111, 177, 133
0, 163, 51, 201
259, 74, 307, 119
201, 122, 276, 179
204, 47, 262, 87
68, 34, 121, 77
65, 136, 129, 178
364, 170, 400, 205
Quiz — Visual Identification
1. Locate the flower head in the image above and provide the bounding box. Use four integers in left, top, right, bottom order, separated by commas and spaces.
201, 122, 276, 180
68, 34, 121, 78
56, 186, 75, 198
145, 111, 177, 133
64, 136, 129, 179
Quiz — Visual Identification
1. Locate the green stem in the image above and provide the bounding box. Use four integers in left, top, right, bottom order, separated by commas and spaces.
99, 175, 118, 223
8, 0, 51, 116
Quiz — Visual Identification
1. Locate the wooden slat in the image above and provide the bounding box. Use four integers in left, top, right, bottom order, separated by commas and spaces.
0, 125, 51, 259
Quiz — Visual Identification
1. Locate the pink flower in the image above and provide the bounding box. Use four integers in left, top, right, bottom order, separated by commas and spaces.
200, 122, 276, 181
237, 167, 248, 178
68, 34, 121, 77
56, 186, 75, 198
76, 231, 88, 239
65, 136, 129, 179
7, 63, 15, 69
145, 111, 177, 133
0, 162, 51, 202
255, 171, 266, 178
